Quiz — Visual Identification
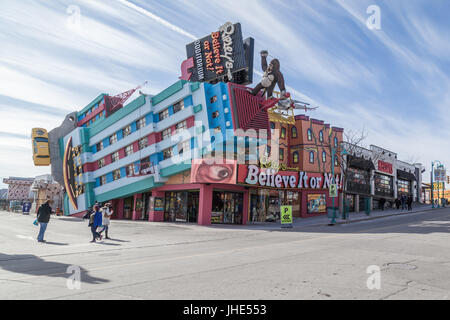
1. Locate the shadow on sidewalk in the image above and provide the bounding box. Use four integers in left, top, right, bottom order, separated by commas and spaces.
0, 253, 109, 284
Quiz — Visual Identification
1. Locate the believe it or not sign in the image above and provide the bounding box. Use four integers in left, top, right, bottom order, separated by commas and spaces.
183, 22, 248, 83
238, 164, 342, 190
280, 206, 293, 227
378, 160, 393, 175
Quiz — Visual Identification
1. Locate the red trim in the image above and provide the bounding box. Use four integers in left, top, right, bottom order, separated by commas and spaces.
77, 102, 105, 127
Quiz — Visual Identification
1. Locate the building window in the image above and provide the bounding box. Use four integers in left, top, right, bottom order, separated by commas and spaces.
210, 96, 218, 104
123, 125, 132, 138
266, 146, 271, 157
322, 151, 326, 163
334, 137, 338, 148
279, 148, 284, 161
96, 141, 103, 152
97, 158, 105, 169
309, 151, 314, 163
173, 100, 185, 114
159, 109, 169, 121
307, 129, 313, 141
212, 111, 219, 119
270, 122, 275, 130
100, 175, 107, 186
293, 151, 299, 164
334, 157, 338, 166
125, 145, 134, 157
163, 147, 173, 160
398, 179, 411, 195
113, 169, 121, 181
138, 137, 148, 150
178, 140, 190, 155
136, 117, 146, 130
291, 126, 298, 138
281, 127, 286, 139
175, 120, 187, 134
319, 130, 324, 142
162, 128, 171, 140
214, 126, 221, 133
111, 151, 119, 163
109, 133, 117, 145
126, 164, 135, 177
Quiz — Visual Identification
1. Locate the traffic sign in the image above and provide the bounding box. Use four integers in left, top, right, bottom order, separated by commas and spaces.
329, 184, 338, 198
281, 206, 293, 228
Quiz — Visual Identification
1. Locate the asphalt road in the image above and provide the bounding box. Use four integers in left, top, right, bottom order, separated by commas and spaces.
0, 208, 449, 300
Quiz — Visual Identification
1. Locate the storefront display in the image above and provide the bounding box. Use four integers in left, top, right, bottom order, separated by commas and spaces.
212, 191, 243, 225
374, 173, 393, 197
123, 196, 133, 220
165, 191, 199, 223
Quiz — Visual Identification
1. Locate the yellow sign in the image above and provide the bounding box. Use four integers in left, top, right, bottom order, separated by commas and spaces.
281, 206, 293, 225
433, 182, 445, 191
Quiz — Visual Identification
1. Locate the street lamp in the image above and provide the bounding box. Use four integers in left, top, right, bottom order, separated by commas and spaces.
431, 160, 444, 208
329, 146, 348, 225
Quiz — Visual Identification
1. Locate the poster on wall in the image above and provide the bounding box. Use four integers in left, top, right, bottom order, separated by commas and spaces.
191, 159, 237, 184
307, 194, 327, 214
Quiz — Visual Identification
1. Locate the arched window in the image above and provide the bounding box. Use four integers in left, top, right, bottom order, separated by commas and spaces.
293, 151, 299, 164
319, 130, 324, 142
334, 137, 338, 148
307, 129, 313, 141
281, 127, 286, 139
309, 151, 314, 163
292, 126, 298, 138
322, 151, 326, 163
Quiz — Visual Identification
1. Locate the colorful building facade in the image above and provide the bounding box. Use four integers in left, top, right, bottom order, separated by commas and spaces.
49, 78, 344, 225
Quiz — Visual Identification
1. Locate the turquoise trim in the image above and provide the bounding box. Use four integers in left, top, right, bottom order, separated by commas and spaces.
64, 194, 70, 216
80, 128, 90, 153
95, 176, 164, 203
58, 137, 65, 159
89, 95, 146, 138
160, 162, 191, 177
196, 125, 205, 134
78, 94, 107, 117
193, 104, 203, 113
190, 82, 200, 92
151, 80, 187, 106
84, 182, 96, 208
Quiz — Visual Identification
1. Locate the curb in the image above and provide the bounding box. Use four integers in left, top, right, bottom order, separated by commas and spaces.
332, 207, 444, 226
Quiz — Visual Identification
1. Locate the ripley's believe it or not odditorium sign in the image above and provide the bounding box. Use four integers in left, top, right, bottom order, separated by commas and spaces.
181, 22, 254, 85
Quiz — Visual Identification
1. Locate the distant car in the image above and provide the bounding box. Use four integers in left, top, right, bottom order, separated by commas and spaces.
31, 128, 50, 166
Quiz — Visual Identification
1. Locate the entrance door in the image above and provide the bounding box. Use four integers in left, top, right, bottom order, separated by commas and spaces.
187, 192, 199, 223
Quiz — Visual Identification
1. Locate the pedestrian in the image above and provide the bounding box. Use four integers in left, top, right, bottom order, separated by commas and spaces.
36, 198, 53, 243
395, 198, 401, 210
407, 195, 413, 211
99, 203, 113, 240
89, 205, 103, 243
401, 194, 407, 210
380, 198, 385, 211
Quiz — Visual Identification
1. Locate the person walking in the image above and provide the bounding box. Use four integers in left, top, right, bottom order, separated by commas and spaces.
36, 199, 53, 243
407, 195, 413, 211
89, 205, 103, 243
99, 203, 113, 239
401, 194, 407, 210
380, 198, 385, 211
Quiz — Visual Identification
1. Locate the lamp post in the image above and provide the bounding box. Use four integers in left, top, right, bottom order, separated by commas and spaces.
432, 160, 444, 208
330, 147, 337, 225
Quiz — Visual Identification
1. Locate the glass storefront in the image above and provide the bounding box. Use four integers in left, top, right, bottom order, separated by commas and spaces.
249, 189, 300, 223
374, 173, 394, 197
398, 179, 411, 195
123, 196, 134, 220
164, 191, 199, 223
211, 191, 243, 225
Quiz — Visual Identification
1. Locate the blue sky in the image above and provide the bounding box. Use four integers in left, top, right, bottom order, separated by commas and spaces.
0, 0, 449, 188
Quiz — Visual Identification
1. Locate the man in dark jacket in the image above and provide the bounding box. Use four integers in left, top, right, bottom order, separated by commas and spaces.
37, 199, 53, 243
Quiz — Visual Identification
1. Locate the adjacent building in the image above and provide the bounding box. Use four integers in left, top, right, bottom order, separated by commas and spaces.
342, 143, 424, 213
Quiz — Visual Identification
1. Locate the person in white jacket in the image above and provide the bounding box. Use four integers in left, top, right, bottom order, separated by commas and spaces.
99, 203, 114, 239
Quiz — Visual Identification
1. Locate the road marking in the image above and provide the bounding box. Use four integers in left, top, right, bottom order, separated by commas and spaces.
16, 235, 34, 241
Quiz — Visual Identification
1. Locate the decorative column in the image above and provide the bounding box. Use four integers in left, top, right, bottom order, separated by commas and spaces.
355, 194, 360, 213
198, 184, 213, 226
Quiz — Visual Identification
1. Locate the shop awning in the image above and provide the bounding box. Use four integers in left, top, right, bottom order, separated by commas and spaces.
347, 155, 375, 171
397, 169, 416, 181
